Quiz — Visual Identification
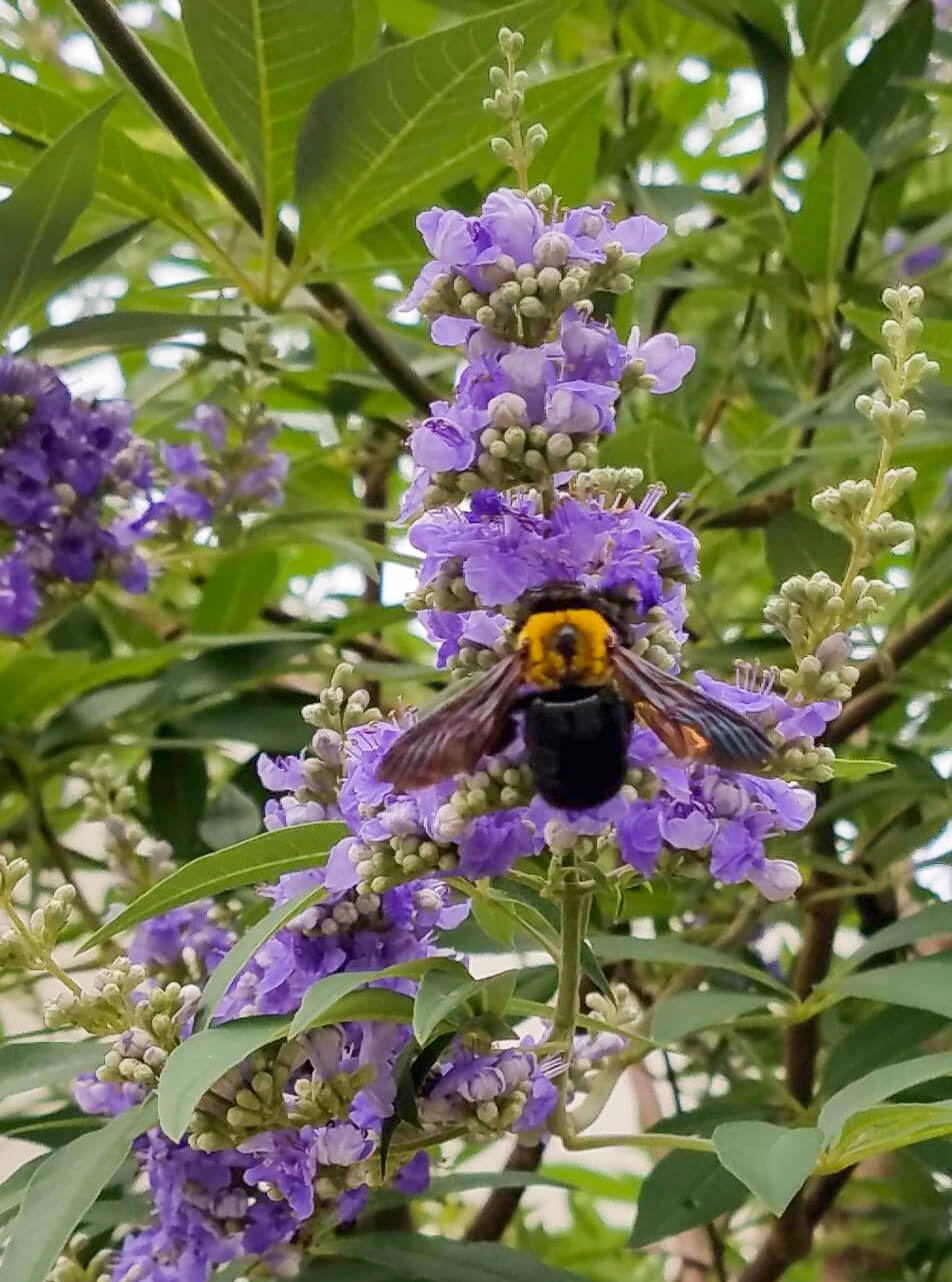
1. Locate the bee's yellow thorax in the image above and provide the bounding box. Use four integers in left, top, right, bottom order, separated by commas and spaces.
518, 608, 613, 688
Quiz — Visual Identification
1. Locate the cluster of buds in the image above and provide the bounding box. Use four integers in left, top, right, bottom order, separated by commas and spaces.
484, 27, 548, 196
856, 285, 938, 447
74, 753, 173, 886
46, 1234, 111, 1282
263, 664, 382, 830
433, 755, 537, 841
44, 957, 145, 1036
812, 469, 917, 555
0, 853, 74, 970
419, 1049, 539, 1138
188, 1044, 298, 1150
404, 561, 479, 615
417, 244, 642, 349
766, 573, 894, 664
419, 415, 602, 512
769, 286, 937, 703
96, 980, 200, 1091
344, 830, 459, 895
572, 466, 645, 504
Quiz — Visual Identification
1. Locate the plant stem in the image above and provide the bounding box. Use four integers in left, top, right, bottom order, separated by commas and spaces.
551, 868, 590, 1137
0, 895, 85, 999
67, 0, 438, 415
561, 1130, 714, 1154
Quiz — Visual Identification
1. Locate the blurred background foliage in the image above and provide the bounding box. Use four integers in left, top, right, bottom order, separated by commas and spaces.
0, 0, 952, 1279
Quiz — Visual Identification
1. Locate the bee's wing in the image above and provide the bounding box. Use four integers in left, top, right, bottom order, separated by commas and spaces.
610, 647, 775, 771
377, 654, 525, 790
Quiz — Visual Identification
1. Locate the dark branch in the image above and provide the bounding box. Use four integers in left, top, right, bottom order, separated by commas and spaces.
465, 1141, 545, 1242
827, 585, 952, 745
67, 0, 437, 416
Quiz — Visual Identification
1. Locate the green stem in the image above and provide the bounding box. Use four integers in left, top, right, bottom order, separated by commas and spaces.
551, 871, 590, 1136
0, 895, 85, 999
561, 1130, 714, 1154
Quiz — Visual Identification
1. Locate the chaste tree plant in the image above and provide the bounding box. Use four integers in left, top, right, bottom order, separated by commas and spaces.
0, 3, 950, 1282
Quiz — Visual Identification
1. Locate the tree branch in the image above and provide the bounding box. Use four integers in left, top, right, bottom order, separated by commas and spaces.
465, 1141, 545, 1241
67, 0, 438, 416
827, 585, 952, 745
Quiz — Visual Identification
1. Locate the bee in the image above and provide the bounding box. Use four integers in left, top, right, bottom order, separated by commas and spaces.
377, 585, 774, 810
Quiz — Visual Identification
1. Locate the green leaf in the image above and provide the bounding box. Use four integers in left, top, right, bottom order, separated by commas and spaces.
629, 1150, 748, 1248
158, 1014, 287, 1140
591, 932, 793, 996
797, 0, 865, 58
837, 903, 952, 974
36, 219, 150, 308
198, 783, 263, 850
822, 1008, 947, 1098
289, 960, 468, 1041
0, 1039, 105, 1102
788, 130, 871, 282
822, 1103, 952, 1172
651, 991, 775, 1046
830, 757, 895, 780
0, 1157, 45, 1226
295, 0, 561, 257
713, 1122, 823, 1214
825, 3, 934, 150
817, 1050, 952, 1143
182, 0, 359, 221
147, 739, 209, 856
192, 549, 280, 635
825, 957, 952, 1020
413, 967, 486, 1046
81, 821, 348, 950
29, 310, 246, 359
192, 883, 326, 1033
335, 1232, 586, 1282
0, 650, 181, 727
0, 97, 113, 335
0, 1097, 157, 1282
764, 510, 851, 583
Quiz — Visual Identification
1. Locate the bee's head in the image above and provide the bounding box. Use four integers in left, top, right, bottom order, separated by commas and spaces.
518, 607, 614, 688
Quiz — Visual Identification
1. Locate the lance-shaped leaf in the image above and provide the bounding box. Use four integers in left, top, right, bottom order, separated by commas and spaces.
0, 98, 113, 335
183, 0, 361, 226
81, 821, 348, 950
295, 0, 562, 259
0, 1098, 157, 1282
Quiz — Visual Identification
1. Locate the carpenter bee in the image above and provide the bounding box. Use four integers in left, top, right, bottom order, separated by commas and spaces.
377, 585, 774, 809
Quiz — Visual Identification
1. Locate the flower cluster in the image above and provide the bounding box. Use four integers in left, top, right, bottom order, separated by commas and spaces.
401, 205, 694, 513
0, 358, 153, 634
152, 399, 287, 535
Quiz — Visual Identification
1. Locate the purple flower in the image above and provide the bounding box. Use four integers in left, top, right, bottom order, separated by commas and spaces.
0, 554, 38, 633
616, 800, 664, 875
72, 1073, 146, 1116
0, 360, 155, 634
394, 1151, 430, 1194
627, 327, 697, 393
154, 401, 287, 532
128, 901, 231, 976
458, 808, 541, 878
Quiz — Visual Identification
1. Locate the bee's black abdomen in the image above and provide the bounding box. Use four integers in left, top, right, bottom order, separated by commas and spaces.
524, 686, 632, 810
